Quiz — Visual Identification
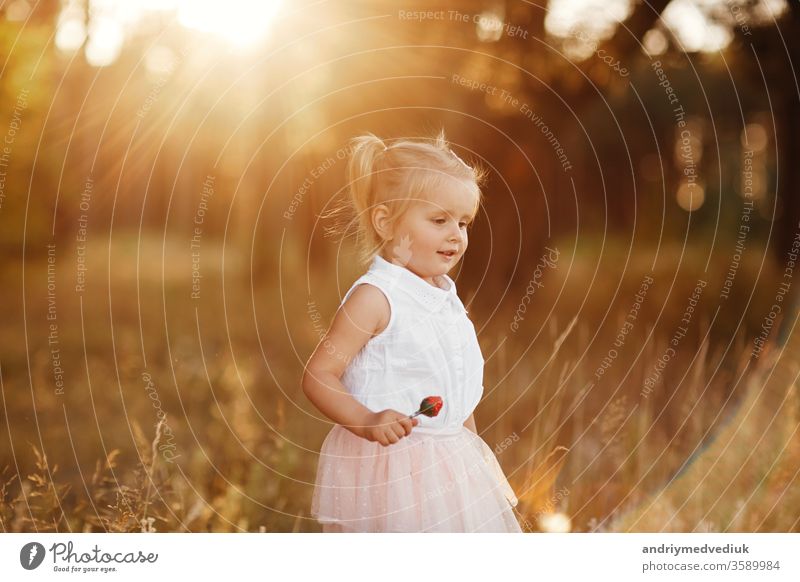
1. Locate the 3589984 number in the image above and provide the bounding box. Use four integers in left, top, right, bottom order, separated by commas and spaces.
732, 560, 780, 570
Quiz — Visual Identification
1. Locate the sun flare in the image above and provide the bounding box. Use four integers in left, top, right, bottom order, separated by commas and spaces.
177, 0, 284, 49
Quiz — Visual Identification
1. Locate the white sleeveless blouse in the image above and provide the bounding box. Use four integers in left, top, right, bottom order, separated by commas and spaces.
340, 255, 485, 434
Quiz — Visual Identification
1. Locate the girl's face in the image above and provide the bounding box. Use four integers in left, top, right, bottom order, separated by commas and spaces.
381, 179, 478, 286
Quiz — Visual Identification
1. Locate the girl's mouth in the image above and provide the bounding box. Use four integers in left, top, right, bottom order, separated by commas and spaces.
437, 251, 457, 260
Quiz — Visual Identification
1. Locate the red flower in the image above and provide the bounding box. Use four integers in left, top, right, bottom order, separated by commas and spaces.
410, 396, 443, 418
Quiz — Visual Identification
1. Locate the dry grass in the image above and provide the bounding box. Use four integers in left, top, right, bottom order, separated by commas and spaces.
486, 315, 800, 533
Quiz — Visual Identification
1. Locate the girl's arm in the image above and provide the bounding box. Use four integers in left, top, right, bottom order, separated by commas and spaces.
464, 414, 477, 433
302, 284, 417, 444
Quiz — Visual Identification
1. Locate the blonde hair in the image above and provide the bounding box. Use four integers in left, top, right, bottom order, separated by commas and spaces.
325, 130, 486, 265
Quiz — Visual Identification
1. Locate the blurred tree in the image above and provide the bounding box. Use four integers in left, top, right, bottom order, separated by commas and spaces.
0, 0, 797, 297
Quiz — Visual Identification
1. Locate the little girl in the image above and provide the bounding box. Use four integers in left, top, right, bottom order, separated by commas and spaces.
303, 131, 522, 533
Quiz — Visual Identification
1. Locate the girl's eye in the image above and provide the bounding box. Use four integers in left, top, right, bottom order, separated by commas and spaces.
434, 218, 446, 225
459, 222, 468, 228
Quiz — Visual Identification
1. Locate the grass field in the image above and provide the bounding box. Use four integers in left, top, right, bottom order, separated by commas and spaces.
1, 234, 798, 532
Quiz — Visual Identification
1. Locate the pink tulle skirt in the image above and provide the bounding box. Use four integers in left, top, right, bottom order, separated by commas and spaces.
310, 424, 523, 532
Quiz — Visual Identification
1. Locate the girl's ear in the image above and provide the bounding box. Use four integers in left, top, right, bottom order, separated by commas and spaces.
371, 204, 393, 242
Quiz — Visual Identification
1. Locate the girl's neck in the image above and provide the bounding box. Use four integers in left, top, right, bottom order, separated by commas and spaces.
377, 253, 447, 290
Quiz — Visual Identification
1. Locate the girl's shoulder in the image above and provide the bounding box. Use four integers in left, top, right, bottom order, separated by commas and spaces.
341, 269, 391, 304
341, 280, 392, 339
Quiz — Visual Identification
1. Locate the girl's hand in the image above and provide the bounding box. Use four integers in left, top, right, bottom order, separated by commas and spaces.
361, 409, 419, 447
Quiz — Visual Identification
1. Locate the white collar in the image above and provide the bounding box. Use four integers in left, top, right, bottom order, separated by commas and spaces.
369, 254, 467, 314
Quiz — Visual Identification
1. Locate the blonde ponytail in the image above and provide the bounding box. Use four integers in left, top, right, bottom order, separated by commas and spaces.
346, 134, 388, 263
